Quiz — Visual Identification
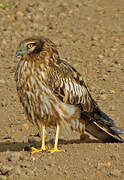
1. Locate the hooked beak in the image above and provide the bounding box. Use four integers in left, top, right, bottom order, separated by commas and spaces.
16, 48, 23, 57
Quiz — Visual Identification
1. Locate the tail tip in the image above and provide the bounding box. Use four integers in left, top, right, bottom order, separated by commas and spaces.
110, 127, 124, 135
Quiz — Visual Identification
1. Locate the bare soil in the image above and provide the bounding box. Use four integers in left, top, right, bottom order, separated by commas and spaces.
0, 0, 124, 180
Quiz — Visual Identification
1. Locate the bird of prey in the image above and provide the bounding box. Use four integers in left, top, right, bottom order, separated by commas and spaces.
15, 36, 124, 153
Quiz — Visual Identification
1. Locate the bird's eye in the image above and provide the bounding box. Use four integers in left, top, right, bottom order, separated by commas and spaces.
27, 44, 33, 49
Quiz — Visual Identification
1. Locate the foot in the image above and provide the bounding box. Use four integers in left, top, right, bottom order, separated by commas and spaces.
32, 146, 46, 154
48, 147, 65, 153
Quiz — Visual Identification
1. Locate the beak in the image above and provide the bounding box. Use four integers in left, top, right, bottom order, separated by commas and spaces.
16, 48, 23, 57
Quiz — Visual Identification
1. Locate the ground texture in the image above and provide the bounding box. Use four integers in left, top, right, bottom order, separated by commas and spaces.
0, 0, 124, 180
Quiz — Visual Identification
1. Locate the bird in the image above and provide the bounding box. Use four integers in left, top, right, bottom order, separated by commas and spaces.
15, 36, 124, 153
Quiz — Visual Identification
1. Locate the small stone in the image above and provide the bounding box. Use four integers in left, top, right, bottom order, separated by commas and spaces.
2, 40, 7, 46
90, 36, 98, 41
99, 94, 107, 100
100, 89, 105, 94
98, 54, 104, 59
47, 163, 52, 167
109, 90, 115, 94
16, 11, 24, 17
106, 162, 111, 167
107, 52, 113, 57
111, 48, 117, 52
96, 162, 111, 169
1, 99, 8, 107
0, 175, 7, 180
43, 166, 50, 171
102, 75, 108, 80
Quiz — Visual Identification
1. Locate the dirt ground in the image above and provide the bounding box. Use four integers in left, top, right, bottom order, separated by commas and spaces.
0, 0, 124, 179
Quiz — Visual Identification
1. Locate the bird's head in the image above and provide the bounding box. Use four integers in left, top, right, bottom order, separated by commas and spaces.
16, 36, 59, 59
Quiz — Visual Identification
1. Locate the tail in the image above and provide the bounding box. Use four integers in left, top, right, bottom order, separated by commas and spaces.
85, 107, 124, 143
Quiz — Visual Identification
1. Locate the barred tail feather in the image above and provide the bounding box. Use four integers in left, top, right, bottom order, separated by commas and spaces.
85, 121, 124, 143
86, 107, 124, 142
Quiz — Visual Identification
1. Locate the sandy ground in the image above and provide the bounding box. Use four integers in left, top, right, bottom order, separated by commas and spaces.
0, 0, 124, 179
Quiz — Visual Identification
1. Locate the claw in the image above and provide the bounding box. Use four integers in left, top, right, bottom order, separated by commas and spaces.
48, 147, 65, 153
32, 146, 46, 154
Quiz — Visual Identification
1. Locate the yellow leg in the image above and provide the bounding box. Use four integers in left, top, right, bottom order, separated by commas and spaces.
32, 124, 46, 154
49, 123, 64, 153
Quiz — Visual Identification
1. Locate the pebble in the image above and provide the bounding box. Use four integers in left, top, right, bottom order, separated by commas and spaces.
100, 89, 105, 94
16, 11, 24, 17
90, 35, 98, 41
96, 162, 111, 169
109, 90, 115, 94
99, 94, 107, 100
1, 100, 8, 107
98, 54, 104, 59
102, 74, 108, 81
107, 51, 113, 57
2, 40, 7, 46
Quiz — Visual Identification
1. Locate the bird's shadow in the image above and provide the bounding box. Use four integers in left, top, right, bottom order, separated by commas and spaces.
0, 134, 102, 152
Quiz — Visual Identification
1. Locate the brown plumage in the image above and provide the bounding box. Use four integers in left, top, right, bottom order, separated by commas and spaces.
15, 36, 124, 153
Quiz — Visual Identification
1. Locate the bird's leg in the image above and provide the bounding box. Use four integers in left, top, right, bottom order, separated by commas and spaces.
32, 124, 46, 154
49, 123, 64, 153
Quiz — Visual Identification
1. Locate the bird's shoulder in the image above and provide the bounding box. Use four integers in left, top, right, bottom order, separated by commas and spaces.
42, 58, 95, 112
47, 58, 85, 88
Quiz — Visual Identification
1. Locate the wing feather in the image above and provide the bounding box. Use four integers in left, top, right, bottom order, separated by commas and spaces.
46, 59, 95, 112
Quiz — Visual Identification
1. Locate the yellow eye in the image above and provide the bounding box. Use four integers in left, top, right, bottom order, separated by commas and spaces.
27, 44, 33, 49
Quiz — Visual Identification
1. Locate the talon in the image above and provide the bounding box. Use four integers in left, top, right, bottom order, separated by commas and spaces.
32, 147, 46, 154
48, 147, 65, 153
